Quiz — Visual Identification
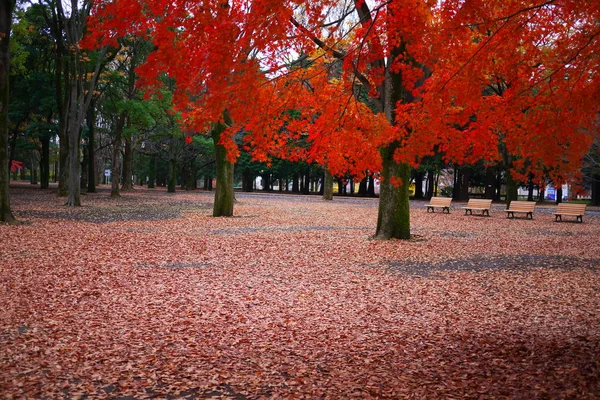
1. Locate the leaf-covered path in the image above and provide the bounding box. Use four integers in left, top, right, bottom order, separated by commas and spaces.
2, 185, 599, 398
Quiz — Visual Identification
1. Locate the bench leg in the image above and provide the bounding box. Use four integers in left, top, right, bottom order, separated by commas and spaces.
527, 212, 533, 220
427, 207, 432, 213
444, 207, 449, 214
483, 210, 489, 216
465, 209, 471, 215
577, 216, 583, 223
555, 215, 561, 222
507, 212, 513, 219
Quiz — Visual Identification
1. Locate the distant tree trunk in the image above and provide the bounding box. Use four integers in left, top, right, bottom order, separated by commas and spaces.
556, 187, 563, 204
167, 158, 176, 193
527, 175, 534, 202
66, 83, 81, 206
358, 175, 368, 197
484, 167, 495, 199
185, 161, 196, 190
367, 174, 375, 197
111, 113, 126, 198
121, 135, 134, 191
426, 170, 434, 199
0, 0, 15, 222
292, 173, 299, 192
79, 146, 87, 189
262, 173, 270, 192
452, 167, 459, 199
538, 186, 545, 202
29, 150, 38, 184
338, 178, 346, 195
302, 170, 310, 194
495, 169, 502, 201
375, 144, 410, 240
212, 121, 234, 217
40, 136, 50, 189
457, 167, 470, 201
242, 169, 253, 192
147, 155, 156, 188
87, 104, 96, 193
414, 170, 424, 199
591, 175, 600, 206
323, 169, 333, 200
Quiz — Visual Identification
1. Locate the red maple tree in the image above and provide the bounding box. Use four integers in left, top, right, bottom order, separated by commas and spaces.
86, 0, 600, 238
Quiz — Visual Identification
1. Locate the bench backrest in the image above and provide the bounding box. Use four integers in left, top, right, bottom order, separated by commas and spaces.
507, 200, 536, 212
429, 197, 452, 207
466, 199, 492, 209
555, 203, 586, 214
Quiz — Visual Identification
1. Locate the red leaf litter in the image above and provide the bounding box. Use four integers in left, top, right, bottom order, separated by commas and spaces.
1, 184, 599, 399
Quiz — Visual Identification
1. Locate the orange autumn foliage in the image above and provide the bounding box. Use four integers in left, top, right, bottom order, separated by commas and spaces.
87, 0, 600, 183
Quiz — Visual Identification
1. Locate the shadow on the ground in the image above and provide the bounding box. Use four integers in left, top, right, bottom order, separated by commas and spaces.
384, 255, 600, 277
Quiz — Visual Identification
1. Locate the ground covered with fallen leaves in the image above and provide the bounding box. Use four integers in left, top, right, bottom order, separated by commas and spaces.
2, 183, 599, 399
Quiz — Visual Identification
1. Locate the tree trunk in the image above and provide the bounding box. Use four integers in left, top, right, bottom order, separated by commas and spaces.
121, 135, 133, 191
65, 72, 81, 206
484, 167, 495, 199
527, 175, 534, 202
40, 135, 50, 189
147, 155, 156, 188
212, 122, 234, 217
358, 175, 368, 197
426, 170, 434, 199
505, 170, 518, 206
242, 169, 253, 192
87, 104, 96, 193
375, 144, 411, 240
367, 174, 375, 197
79, 145, 87, 189
111, 113, 126, 197
0, 0, 15, 222
457, 166, 470, 201
556, 187, 563, 204
167, 157, 176, 193
591, 175, 600, 206
262, 173, 270, 192
57, 128, 69, 196
29, 150, 38, 184
292, 173, 299, 192
302, 170, 310, 194
323, 169, 333, 200
414, 170, 424, 199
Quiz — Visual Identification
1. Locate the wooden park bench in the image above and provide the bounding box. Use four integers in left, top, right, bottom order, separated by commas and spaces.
462, 199, 493, 216
426, 197, 452, 213
505, 201, 536, 219
554, 203, 586, 223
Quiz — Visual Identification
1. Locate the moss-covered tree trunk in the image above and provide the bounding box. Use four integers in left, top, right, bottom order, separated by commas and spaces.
322, 169, 333, 200
211, 123, 234, 217
0, 0, 15, 223
505, 169, 519, 206
375, 143, 411, 240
